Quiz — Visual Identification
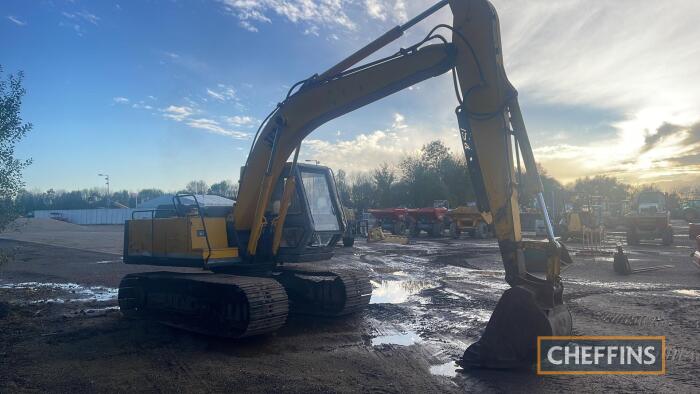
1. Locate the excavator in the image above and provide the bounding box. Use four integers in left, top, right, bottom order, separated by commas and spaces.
118, 0, 573, 368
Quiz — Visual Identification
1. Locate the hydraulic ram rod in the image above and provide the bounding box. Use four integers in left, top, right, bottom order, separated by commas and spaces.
318, 0, 449, 80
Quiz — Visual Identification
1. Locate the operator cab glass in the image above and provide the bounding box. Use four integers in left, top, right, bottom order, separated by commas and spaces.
267, 163, 345, 262
300, 170, 340, 232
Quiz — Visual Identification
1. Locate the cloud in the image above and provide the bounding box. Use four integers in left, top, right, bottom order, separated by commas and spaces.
239, 20, 259, 32
301, 113, 459, 172
206, 84, 237, 102
488, 0, 700, 163
186, 118, 249, 139
160, 51, 209, 74
364, 0, 407, 23
218, 0, 355, 32
61, 11, 100, 25
7, 16, 26, 26
532, 121, 700, 185
642, 122, 700, 153
224, 115, 257, 127
113, 97, 129, 104
162, 105, 195, 121
365, 0, 386, 21
159, 100, 250, 139
132, 101, 153, 110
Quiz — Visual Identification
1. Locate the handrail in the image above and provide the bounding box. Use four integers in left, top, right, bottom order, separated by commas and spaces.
130, 209, 176, 220
173, 194, 212, 266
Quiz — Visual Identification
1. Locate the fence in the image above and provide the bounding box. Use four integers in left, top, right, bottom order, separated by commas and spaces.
32, 209, 137, 225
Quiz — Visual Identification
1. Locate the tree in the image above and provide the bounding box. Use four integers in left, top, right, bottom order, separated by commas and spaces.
373, 163, 395, 208
350, 173, 376, 212
0, 67, 32, 229
185, 180, 209, 195
138, 188, 164, 204
398, 140, 471, 207
209, 180, 238, 199
572, 175, 630, 204
335, 169, 352, 207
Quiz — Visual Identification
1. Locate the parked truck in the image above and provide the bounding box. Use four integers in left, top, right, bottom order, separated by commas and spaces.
625, 191, 674, 246
446, 204, 493, 239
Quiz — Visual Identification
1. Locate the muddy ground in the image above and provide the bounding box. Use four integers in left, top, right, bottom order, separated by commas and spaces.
0, 220, 698, 393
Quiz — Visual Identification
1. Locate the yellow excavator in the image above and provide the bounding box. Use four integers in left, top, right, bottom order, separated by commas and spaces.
118, 0, 573, 368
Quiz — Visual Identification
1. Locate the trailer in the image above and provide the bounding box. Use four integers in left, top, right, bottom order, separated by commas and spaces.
407, 207, 448, 237
368, 208, 408, 235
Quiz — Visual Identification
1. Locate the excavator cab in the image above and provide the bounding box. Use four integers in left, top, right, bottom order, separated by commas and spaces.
261, 163, 346, 262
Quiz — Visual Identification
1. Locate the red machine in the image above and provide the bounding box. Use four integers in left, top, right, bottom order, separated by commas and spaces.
368, 208, 408, 235
407, 207, 448, 237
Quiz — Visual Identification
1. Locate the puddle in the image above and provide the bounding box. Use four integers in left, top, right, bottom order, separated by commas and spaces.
391, 271, 410, 277
429, 361, 459, 377
0, 282, 118, 303
93, 259, 121, 264
370, 280, 436, 304
372, 330, 420, 346
673, 289, 700, 297
64, 306, 120, 318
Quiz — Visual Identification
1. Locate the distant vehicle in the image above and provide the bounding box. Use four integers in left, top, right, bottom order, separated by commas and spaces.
446, 204, 493, 239
625, 191, 673, 246
681, 199, 700, 222
368, 208, 408, 235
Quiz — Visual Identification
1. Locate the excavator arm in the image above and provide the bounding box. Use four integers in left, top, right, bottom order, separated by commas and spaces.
233, 0, 573, 367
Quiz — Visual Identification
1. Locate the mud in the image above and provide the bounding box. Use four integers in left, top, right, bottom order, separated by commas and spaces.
1, 220, 699, 392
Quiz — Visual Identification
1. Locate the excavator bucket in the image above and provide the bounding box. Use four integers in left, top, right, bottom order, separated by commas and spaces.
460, 285, 572, 368
460, 241, 572, 368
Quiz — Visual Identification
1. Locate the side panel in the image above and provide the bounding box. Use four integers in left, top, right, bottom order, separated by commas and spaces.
125, 216, 241, 267
190, 217, 230, 250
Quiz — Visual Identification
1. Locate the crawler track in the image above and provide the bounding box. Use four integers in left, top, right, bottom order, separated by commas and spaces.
118, 272, 288, 338
276, 265, 372, 316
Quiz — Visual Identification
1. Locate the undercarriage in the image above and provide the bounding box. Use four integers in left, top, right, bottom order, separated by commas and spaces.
118, 265, 371, 338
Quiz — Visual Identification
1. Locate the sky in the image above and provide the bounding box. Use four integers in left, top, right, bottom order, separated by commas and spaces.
3, 0, 700, 193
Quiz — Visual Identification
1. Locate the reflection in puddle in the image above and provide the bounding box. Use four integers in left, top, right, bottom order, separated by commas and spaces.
429, 361, 459, 377
370, 280, 436, 304
64, 306, 120, 318
673, 289, 700, 297
93, 259, 121, 264
0, 281, 118, 303
372, 331, 420, 346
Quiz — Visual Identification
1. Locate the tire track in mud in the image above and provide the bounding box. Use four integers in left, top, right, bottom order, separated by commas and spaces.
568, 305, 667, 328
666, 345, 700, 363
566, 286, 700, 331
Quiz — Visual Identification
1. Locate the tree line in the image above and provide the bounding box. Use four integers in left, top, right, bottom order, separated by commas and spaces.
334, 140, 673, 216
16, 140, 679, 214
15, 139, 675, 217
16, 180, 238, 213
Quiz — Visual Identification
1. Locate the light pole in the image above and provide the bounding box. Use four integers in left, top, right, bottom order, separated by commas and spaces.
98, 173, 110, 208
305, 159, 321, 165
